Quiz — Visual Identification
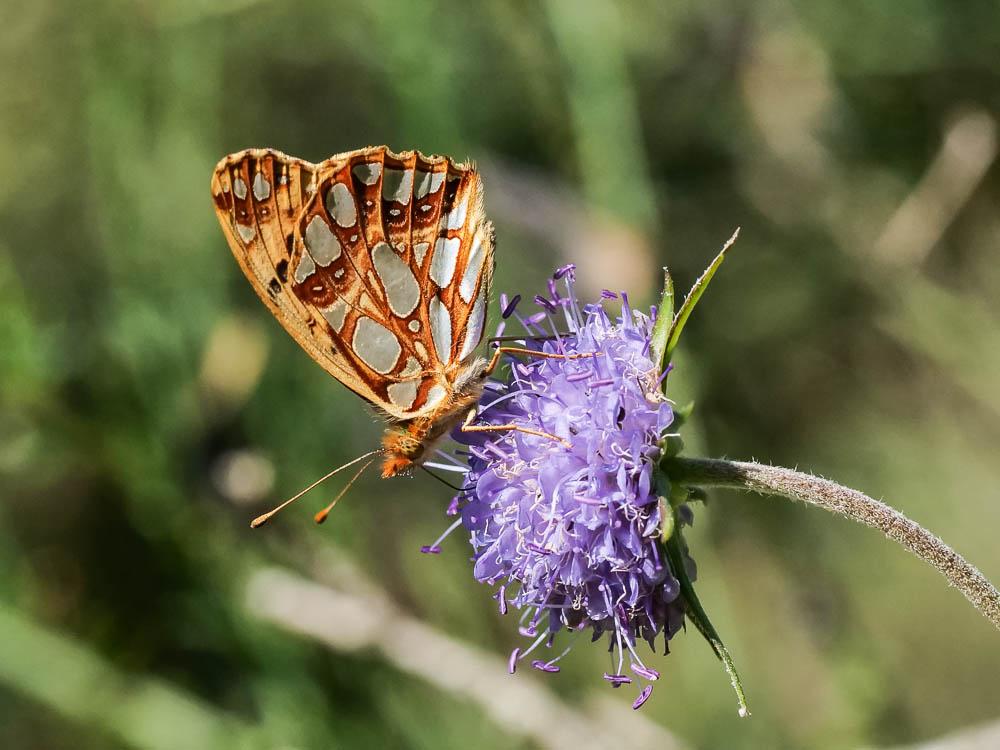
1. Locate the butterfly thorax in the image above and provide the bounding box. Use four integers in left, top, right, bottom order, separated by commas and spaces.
380, 376, 485, 478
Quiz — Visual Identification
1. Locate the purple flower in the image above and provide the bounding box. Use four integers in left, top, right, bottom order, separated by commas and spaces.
429, 266, 694, 709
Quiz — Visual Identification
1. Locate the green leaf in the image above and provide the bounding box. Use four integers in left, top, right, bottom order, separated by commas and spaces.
671, 400, 694, 429
650, 267, 675, 376
663, 228, 740, 365
662, 502, 751, 718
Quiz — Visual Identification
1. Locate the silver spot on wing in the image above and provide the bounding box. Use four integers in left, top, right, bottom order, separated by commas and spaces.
352, 162, 382, 185
321, 299, 347, 333
294, 252, 316, 283
371, 242, 420, 318
400, 356, 421, 377
382, 169, 414, 205
414, 170, 445, 199
413, 242, 430, 266
252, 172, 271, 201
325, 182, 357, 227
429, 295, 452, 363
430, 237, 460, 288
353, 317, 402, 374
304, 215, 342, 266
387, 380, 418, 410
459, 287, 486, 361
442, 196, 468, 231
459, 231, 486, 303
235, 223, 255, 244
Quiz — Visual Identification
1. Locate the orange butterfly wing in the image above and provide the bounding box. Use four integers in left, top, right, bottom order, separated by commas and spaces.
211, 146, 494, 420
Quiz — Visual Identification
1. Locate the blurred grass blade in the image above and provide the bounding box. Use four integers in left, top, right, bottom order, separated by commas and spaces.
662, 514, 750, 718
0, 602, 264, 750
880, 274, 1000, 418
541, 0, 657, 231
650, 267, 675, 376
664, 229, 740, 364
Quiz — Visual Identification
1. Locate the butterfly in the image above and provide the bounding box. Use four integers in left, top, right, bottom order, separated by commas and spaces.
211, 144, 502, 482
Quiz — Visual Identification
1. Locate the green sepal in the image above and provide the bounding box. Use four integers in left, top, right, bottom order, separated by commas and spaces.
659, 486, 751, 717
658, 497, 675, 542
669, 478, 689, 506
650, 267, 675, 384
662, 434, 685, 459
663, 229, 740, 366
672, 401, 694, 428
686, 486, 709, 505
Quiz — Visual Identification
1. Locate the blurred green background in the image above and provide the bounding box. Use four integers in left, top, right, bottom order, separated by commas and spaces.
2, 1, 999, 748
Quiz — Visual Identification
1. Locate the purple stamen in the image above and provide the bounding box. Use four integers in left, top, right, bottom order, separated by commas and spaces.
508, 648, 520, 674
600, 289, 618, 300
630, 663, 660, 681
446, 496, 460, 516
501, 294, 521, 319
554, 263, 576, 279
632, 685, 653, 710
655, 362, 674, 387
524, 311, 547, 327
420, 545, 441, 554
531, 660, 560, 673
603, 673, 633, 687
468, 445, 491, 461
485, 442, 509, 460
495, 585, 508, 615
533, 294, 557, 313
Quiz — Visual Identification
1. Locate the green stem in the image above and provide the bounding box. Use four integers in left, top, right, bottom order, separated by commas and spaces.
663, 457, 1000, 631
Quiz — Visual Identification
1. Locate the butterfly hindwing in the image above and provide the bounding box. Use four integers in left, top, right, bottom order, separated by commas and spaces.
211, 146, 494, 420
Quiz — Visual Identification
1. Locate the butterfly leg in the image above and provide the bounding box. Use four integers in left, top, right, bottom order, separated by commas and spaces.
459, 408, 572, 449
483, 346, 600, 377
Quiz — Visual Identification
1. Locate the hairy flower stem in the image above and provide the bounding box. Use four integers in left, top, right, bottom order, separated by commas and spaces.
663, 457, 1000, 631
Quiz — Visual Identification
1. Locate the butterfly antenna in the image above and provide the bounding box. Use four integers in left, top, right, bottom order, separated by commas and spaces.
314, 455, 377, 524
250, 449, 382, 528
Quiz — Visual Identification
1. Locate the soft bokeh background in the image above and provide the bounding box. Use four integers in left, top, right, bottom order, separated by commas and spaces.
2, 2, 999, 749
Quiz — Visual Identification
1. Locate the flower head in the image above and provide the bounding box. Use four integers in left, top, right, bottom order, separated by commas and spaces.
428, 266, 694, 708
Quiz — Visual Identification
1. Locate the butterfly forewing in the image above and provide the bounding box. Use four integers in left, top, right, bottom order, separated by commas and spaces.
211, 146, 494, 421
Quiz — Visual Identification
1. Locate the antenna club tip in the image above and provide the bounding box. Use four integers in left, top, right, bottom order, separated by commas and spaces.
313, 511, 329, 524
250, 515, 269, 528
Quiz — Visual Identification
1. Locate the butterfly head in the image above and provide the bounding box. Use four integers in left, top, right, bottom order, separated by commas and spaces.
380, 425, 423, 478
